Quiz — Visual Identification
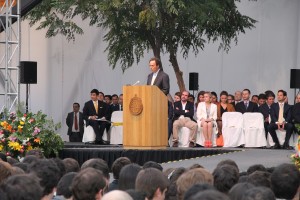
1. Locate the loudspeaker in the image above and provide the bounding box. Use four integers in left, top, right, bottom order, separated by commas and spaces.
290, 69, 300, 88
189, 72, 198, 91
20, 61, 37, 84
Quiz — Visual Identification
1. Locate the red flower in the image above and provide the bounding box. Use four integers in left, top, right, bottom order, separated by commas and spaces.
23, 114, 27, 117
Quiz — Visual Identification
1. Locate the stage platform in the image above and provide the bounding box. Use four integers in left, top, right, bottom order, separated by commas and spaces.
59, 142, 239, 168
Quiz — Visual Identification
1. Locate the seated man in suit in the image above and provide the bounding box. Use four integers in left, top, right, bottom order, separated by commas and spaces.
83, 89, 110, 144
234, 91, 242, 106
110, 94, 121, 113
172, 91, 198, 148
66, 103, 84, 142
235, 89, 259, 114
146, 57, 170, 95
268, 90, 293, 149
258, 93, 275, 139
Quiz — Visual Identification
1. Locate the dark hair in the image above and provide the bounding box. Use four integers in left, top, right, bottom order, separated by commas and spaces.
270, 163, 300, 199
247, 164, 267, 175
220, 91, 228, 97
188, 94, 195, 101
51, 158, 66, 180
27, 159, 60, 196
188, 190, 230, 200
228, 94, 234, 100
99, 91, 104, 96
189, 163, 204, 170
258, 94, 266, 100
241, 186, 275, 200
213, 164, 239, 193
63, 158, 80, 173
7, 157, 18, 165
73, 102, 80, 107
13, 162, 28, 172
112, 94, 119, 99
184, 184, 215, 200
1, 174, 43, 200
216, 159, 239, 172
175, 92, 181, 97
56, 172, 77, 198
277, 89, 287, 97
211, 91, 218, 98
72, 168, 106, 200
112, 157, 131, 179
119, 164, 142, 191
229, 182, 255, 200
136, 168, 169, 200
242, 88, 251, 94
0, 153, 7, 162
0, 161, 12, 184
81, 158, 110, 180
25, 149, 44, 159
251, 95, 258, 99
104, 95, 112, 100
165, 167, 186, 200
238, 175, 249, 183
149, 57, 161, 68
126, 189, 147, 200
265, 90, 275, 98
143, 161, 163, 171
248, 171, 271, 188
90, 89, 99, 95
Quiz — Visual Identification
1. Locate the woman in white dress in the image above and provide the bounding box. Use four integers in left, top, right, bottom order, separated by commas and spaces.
197, 92, 217, 147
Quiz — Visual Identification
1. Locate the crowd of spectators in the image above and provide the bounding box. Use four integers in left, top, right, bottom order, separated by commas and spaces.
0, 150, 299, 200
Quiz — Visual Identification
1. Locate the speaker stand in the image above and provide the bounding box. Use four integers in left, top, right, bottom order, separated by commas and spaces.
26, 84, 29, 113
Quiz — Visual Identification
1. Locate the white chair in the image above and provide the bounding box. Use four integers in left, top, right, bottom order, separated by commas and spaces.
82, 120, 96, 143
267, 130, 297, 147
222, 112, 245, 147
243, 113, 267, 147
196, 121, 218, 147
168, 127, 191, 147
109, 111, 123, 144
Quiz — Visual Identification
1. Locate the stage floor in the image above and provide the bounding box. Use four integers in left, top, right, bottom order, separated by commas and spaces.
59, 142, 240, 168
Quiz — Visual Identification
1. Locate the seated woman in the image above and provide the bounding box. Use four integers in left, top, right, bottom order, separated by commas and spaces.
195, 91, 205, 109
197, 92, 217, 148
174, 92, 181, 103
217, 91, 235, 136
292, 94, 300, 134
211, 91, 219, 105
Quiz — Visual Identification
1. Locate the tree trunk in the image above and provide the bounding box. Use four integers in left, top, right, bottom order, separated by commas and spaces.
169, 51, 186, 92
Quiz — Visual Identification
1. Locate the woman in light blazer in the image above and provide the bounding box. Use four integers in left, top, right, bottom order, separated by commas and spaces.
197, 91, 217, 148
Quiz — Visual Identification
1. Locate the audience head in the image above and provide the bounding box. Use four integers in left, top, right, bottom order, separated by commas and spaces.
104, 95, 112, 104
0, 161, 12, 184
72, 168, 107, 200
188, 94, 195, 103
136, 168, 169, 200
270, 163, 300, 199
27, 159, 60, 198
248, 171, 271, 188
177, 168, 213, 200
149, 57, 161, 73
241, 186, 275, 200
277, 89, 287, 103
296, 94, 300, 103
229, 182, 255, 200
112, 157, 131, 179
63, 158, 80, 173
257, 94, 266, 106
0, 153, 7, 162
165, 167, 186, 200
227, 94, 234, 104
112, 94, 119, 105
143, 161, 163, 171
187, 190, 230, 200
126, 189, 147, 200
265, 93, 275, 106
189, 163, 204, 170
10, 166, 25, 175
181, 91, 189, 103
247, 164, 267, 175
204, 92, 212, 103
119, 163, 142, 191
119, 94, 123, 105
264, 90, 275, 98
234, 91, 242, 102
242, 89, 251, 101
51, 157, 66, 180
73, 102, 80, 113
102, 190, 133, 200
13, 162, 28, 172
90, 89, 100, 101
0, 174, 43, 200
174, 92, 181, 102
213, 164, 239, 194
251, 95, 259, 104
99, 91, 105, 101
197, 91, 205, 103
81, 158, 110, 181
216, 159, 239, 172
25, 149, 44, 159
7, 157, 18, 166
219, 91, 228, 104
211, 91, 218, 103
56, 172, 77, 199
183, 183, 216, 200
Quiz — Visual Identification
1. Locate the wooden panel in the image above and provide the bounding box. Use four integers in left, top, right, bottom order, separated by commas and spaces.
123, 86, 168, 149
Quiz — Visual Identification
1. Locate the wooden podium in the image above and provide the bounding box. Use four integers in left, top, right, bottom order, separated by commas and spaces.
123, 85, 168, 149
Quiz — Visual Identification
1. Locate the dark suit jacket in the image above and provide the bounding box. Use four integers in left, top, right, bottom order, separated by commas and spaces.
235, 101, 259, 114
173, 101, 195, 121
147, 69, 170, 95
66, 112, 84, 135
292, 103, 300, 123
270, 102, 291, 123
259, 103, 272, 120
83, 100, 109, 124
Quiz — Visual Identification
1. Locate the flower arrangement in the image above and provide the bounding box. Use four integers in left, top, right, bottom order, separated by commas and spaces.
0, 109, 63, 160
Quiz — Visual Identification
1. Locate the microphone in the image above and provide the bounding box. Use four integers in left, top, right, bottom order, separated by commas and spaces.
132, 80, 140, 86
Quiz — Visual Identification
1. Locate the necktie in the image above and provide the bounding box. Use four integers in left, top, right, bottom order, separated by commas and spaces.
74, 112, 78, 131
278, 103, 284, 123
244, 101, 248, 109
151, 74, 156, 85
94, 101, 98, 114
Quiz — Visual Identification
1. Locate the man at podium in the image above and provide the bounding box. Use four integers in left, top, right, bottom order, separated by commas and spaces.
146, 57, 170, 95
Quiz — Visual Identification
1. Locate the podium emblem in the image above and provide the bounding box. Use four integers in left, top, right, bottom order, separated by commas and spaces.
129, 95, 143, 116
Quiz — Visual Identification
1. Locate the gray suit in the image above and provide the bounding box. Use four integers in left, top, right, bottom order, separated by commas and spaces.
147, 69, 170, 95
